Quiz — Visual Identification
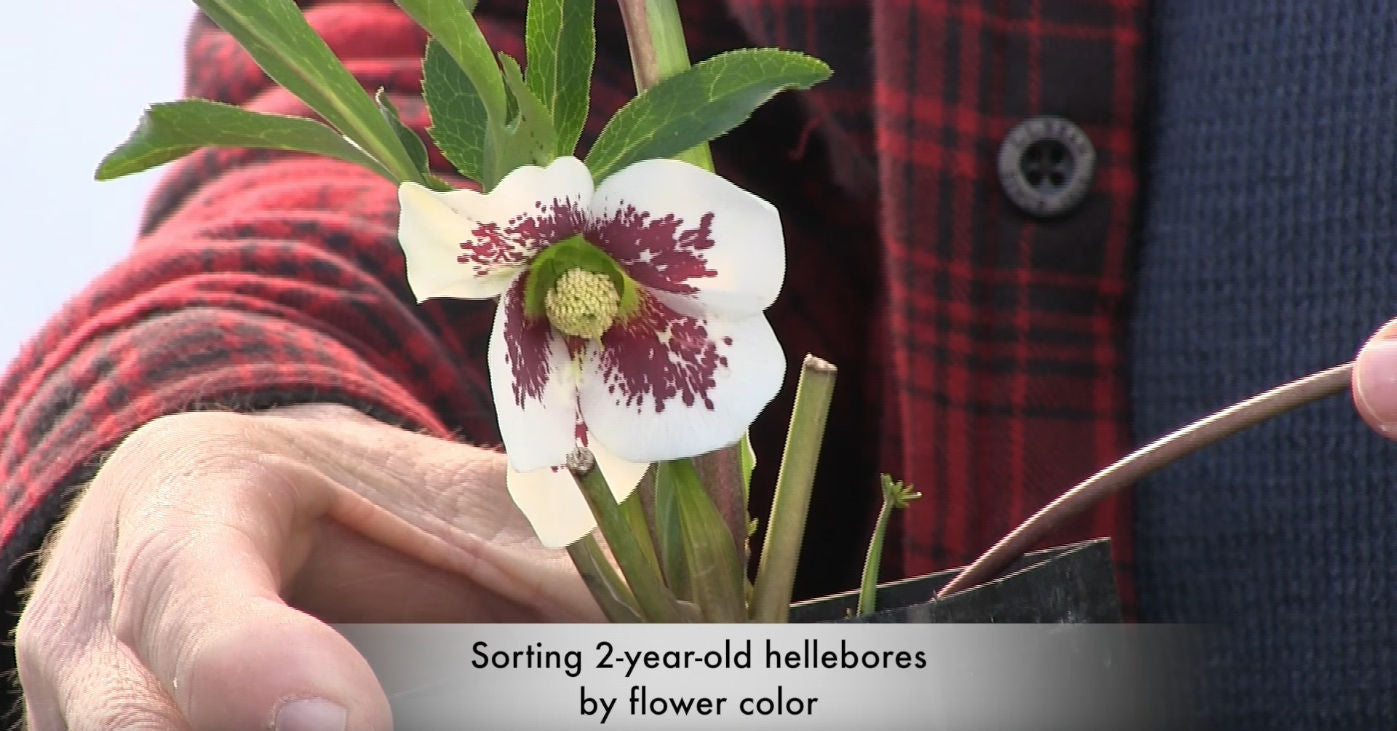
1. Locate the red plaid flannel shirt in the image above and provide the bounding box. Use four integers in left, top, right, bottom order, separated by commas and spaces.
0, 0, 1143, 608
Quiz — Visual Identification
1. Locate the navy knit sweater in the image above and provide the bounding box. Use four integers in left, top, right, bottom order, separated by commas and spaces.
1136, 1, 1397, 725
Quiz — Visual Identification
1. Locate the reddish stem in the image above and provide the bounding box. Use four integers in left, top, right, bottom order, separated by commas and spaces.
937, 361, 1355, 599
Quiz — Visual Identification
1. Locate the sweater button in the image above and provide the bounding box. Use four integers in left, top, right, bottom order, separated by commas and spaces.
996, 116, 1096, 217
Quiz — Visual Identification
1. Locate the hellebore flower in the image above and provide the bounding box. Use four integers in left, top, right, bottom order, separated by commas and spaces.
397, 156, 785, 546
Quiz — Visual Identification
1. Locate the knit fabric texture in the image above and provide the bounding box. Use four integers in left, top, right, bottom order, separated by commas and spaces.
1134, 1, 1397, 725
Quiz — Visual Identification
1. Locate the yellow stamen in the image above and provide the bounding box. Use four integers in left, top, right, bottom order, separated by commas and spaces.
544, 268, 621, 339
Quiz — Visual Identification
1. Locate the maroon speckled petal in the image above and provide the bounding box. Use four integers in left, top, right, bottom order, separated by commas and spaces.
489, 274, 577, 472
457, 197, 586, 274
398, 158, 593, 303
456, 160, 591, 276
586, 159, 785, 320
598, 292, 723, 412
577, 289, 785, 462
586, 198, 715, 296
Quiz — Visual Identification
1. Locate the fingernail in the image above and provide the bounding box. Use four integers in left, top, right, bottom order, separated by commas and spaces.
1356, 338, 1397, 431
275, 698, 347, 731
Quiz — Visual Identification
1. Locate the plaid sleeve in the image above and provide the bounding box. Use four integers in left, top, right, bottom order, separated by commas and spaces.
0, 1, 522, 596
0, 0, 846, 594
0, 0, 897, 621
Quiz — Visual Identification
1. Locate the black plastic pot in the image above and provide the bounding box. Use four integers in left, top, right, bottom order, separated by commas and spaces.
789, 538, 1119, 623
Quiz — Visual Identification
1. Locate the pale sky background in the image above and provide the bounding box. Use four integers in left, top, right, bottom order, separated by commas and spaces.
0, 4, 191, 365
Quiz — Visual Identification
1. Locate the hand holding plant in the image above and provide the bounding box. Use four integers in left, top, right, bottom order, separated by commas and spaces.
102, 0, 853, 622
99, 0, 1361, 626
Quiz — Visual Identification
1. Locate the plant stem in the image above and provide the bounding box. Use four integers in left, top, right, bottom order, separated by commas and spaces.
653, 459, 749, 621
617, 0, 743, 554
750, 355, 837, 622
620, 491, 662, 575
690, 447, 749, 561
857, 500, 894, 616
616, 0, 715, 169
937, 361, 1355, 599
574, 462, 683, 622
567, 535, 644, 622
856, 476, 919, 616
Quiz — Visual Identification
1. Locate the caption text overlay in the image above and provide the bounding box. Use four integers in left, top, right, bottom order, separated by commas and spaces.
339, 623, 1197, 729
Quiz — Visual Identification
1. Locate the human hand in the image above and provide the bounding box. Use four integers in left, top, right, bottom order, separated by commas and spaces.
15, 404, 603, 730
1353, 319, 1397, 437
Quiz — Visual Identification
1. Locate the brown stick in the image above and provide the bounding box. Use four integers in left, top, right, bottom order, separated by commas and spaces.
936, 361, 1355, 599
617, 0, 661, 90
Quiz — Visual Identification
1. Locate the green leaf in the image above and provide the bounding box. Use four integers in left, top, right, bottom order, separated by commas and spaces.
524, 0, 594, 156
585, 48, 831, 181
192, 0, 420, 184
574, 466, 685, 622
498, 53, 558, 167
96, 99, 391, 181
375, 89, 451, 191
567, 535, 644, 623
620, 491, 663, 577
393, 0, 507, 123
422, 43, 548, 191
423, 38, 488, 183
375, 89, 430, 176
689, 445, 750, 561
471, 53, 557, 190
654, 459, 747, 622
739, 432, 756, 500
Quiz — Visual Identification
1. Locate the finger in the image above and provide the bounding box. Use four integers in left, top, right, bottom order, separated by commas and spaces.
25, 634, 190, 731
263, 407, 604, 620
1353, 317, 1397, 435
106, 428, 390, 731
17, 485, 188, 731
287, 519, 544, 622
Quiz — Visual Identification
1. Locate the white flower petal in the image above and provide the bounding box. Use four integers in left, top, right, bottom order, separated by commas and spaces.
397, 156, 594, 302
397, 182, 514, 301
587, 158, 785, 320
506, 464, 594, 548
578, 293, 785, 462
490, 275, 577, 473
587, 434, 650, 505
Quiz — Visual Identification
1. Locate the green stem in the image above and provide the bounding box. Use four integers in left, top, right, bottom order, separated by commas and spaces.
620, 0, 745, 559
617, 0, 715, 170
689, 448, 749, 562
857, 501, 894, 616
620, 490, 662, 576
750, 355, 837, 622
574, 463, 683, 622
567, 535, 644, 622
856, 475, 919, 616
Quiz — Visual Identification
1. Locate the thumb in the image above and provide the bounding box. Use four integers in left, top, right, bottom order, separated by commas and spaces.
1353, 318, 1397, 436
103, 421, 393, 731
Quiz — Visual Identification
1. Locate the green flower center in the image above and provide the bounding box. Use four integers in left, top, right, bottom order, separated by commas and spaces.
524, 234, 639, 338
544, 268, 620, 339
